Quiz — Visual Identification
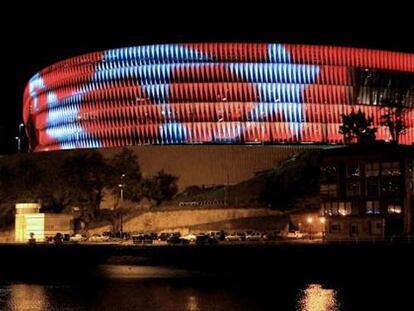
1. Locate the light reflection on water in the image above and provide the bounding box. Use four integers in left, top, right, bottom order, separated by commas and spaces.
98, 264, 196, 279
7, 284, 47, 311
186, 295, 200, 311
1, 264, 402, 311
297, 284, 339, 311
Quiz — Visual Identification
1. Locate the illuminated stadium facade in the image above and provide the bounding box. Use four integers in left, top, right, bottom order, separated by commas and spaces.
23, 43, 414, 152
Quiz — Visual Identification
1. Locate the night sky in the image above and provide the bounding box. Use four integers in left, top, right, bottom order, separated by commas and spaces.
2, 4, 413, 154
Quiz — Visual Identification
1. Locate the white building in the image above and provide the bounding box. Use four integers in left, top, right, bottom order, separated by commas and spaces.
15, 203, 73, 242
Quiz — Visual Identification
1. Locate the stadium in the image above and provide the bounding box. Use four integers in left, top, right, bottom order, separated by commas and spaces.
23, 43, 414, 152
13, 44, 414, 239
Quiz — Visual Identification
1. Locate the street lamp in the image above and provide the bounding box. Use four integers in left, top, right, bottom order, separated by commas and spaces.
15, 137, 21, 153
307, 217, 313, 240
319, 217, 326, 241
118, 173, 126, 235
16, 123, 24, 153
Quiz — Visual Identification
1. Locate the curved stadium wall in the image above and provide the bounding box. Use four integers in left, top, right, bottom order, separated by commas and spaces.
23, 43, 414, 152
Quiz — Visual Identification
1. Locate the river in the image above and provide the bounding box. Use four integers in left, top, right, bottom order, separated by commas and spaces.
0, 264, 411, 310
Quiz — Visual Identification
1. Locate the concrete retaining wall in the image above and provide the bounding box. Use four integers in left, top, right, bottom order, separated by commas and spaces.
90, 208, 281, 234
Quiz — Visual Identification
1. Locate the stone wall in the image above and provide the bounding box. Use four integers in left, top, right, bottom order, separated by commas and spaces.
89, 208, 282, 235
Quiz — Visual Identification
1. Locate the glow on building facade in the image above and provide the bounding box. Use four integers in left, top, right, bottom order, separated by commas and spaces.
15, 203, 73, 242
23, 44, 414, 152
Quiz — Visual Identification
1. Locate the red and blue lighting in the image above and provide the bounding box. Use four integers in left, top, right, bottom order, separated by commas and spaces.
23, 43, 414, 151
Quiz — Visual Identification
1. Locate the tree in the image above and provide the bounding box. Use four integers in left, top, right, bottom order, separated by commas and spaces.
107, 148, 142, 203
339, 110, 377, 144
0, 164, 12, 198
0, 158, 45, 229
0, 164, 15, 228
60, 151, 109, 225
380, 98, 406, 144
143, 170, 179, 206
12, 158, 42, 201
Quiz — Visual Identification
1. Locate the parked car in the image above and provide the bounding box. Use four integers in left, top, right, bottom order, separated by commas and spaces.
69, 234, 87, 242
195, 234, 219, 245
208, 231, 226, 241
262, 231, 283, 241
62, 234, 71, 242
181, 233, 197, 243
246, 232, 262, 241
166, 234, 189, 245
157, 232, 171, 241
225, 232, 245, 242
53, 233, 63, 245
286, 230, 304, 239
132, 233, 153, 245
88, 234, 110, 242
45, 236, 54, 244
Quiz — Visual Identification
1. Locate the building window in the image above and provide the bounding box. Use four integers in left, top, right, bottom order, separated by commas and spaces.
346, 181, 360, 197
365, 162, 380, 177
381, 177, 402, 196
320, 165, 338, 181
382, 162, 401, 176
366, 201, 380, 214
338, 202, 352, 216
347, 163, 360, 177
387, 204, 402, 214
320, 183, 337, 197
356, 70, 414, 107
350, 224, 359, 235
366, 178, 380, 197
330, 223, 341, 233
320, 202, 328, 216
321, 201, 351, 216
331, 202, 339, 215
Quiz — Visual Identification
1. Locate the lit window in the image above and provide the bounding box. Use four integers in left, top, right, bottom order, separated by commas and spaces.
338, 202, 352, 216
387, 204, 402, 214
321, 201, 351, 216
365, 162, 379, 177
320, 183, 337, 197
382, 162, 401, 176
366, 201, 380, 214
320, 203, 325, 216
332, 202, 338, 215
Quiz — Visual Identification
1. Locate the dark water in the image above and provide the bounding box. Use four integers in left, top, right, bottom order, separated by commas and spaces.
0, 265, 411, 311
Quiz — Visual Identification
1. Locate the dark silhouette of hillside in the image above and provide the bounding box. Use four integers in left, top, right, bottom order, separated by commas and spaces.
172, 150, 323, 210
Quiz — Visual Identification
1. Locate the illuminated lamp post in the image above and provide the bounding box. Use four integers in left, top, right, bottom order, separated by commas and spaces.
320, 217, 326, 241
16, 123, 24, 153
15, 137, 20, 153
307, 217, 313, 240
118, 173, 126, 235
